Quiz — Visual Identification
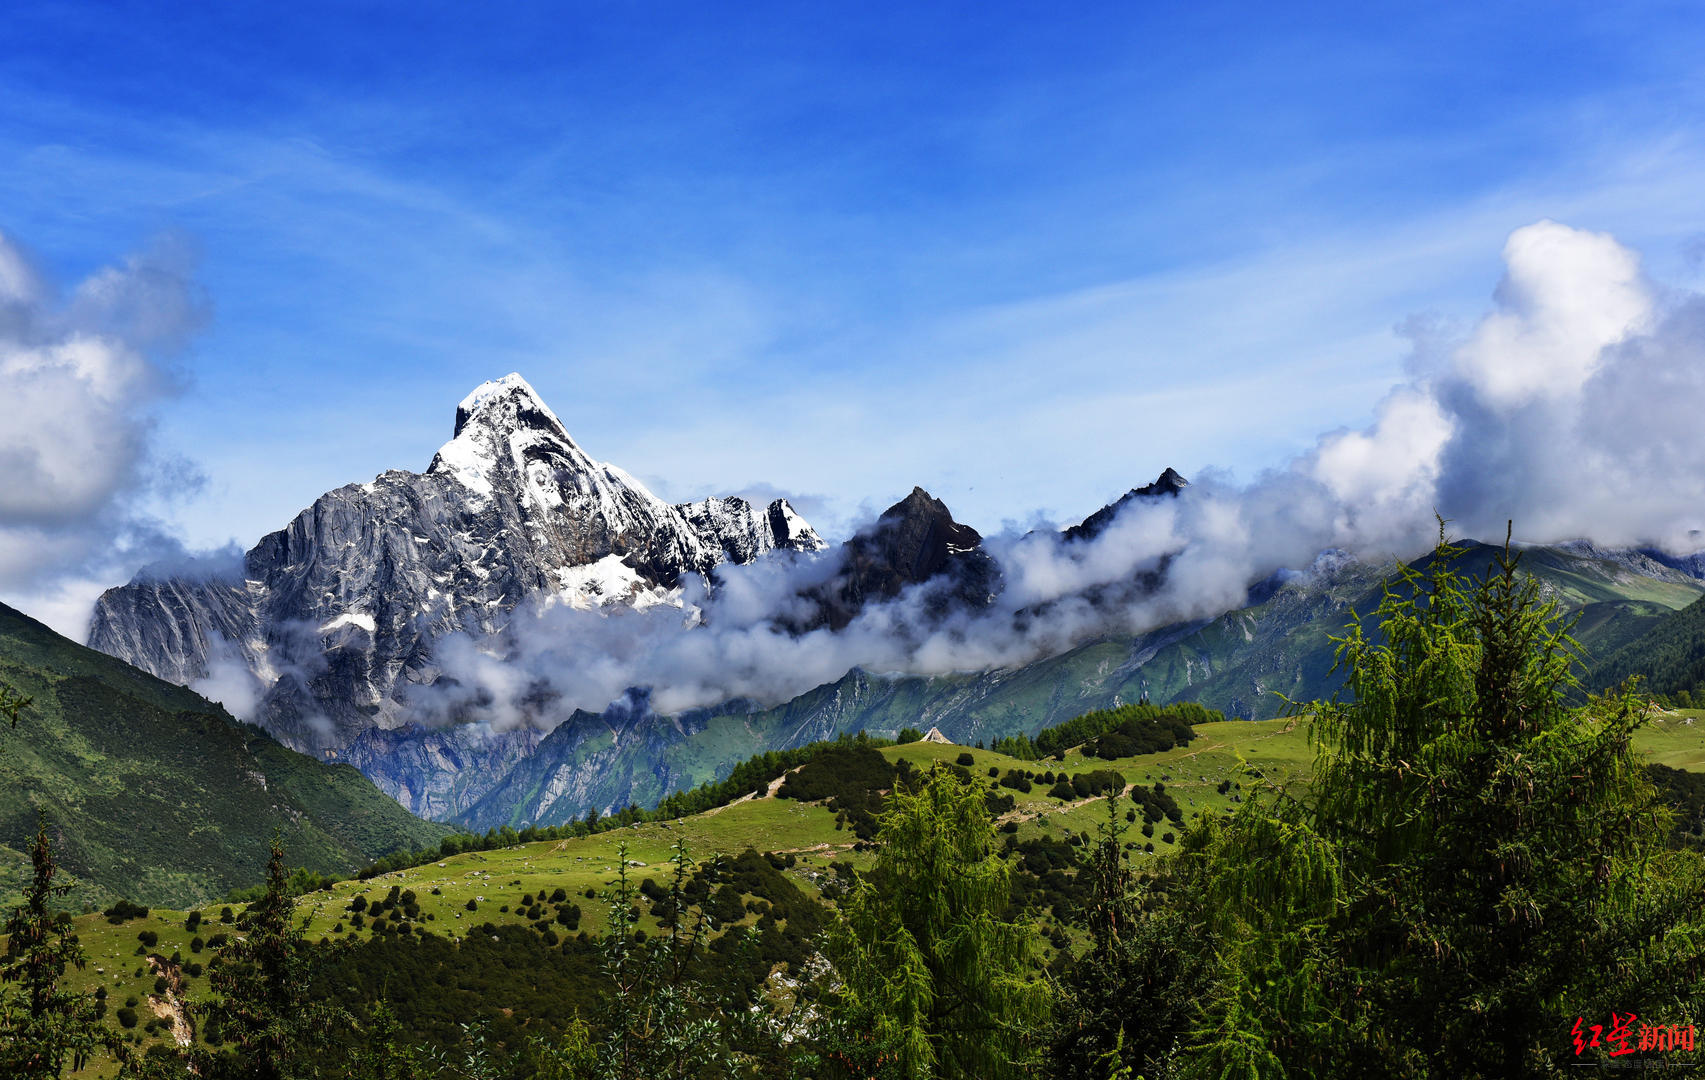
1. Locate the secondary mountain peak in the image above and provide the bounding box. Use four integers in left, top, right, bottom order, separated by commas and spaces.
1149, 467, 1188, 494
885, 485, 951, 519
1064, 467, 1190, 543
677, 495, 827, 561
874, 486, 984, 566
806, 485, 996, 630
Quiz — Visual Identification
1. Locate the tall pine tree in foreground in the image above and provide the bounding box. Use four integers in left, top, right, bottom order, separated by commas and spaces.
1048, 794, 1212, 1080
1169, 524, 1705, 1078
826, 764, 1049, 1080
0, 815, 108, 1078
200, 834, 339, 1079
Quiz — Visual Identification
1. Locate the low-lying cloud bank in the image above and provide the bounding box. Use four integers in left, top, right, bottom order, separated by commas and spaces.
412, 220, 1705, 729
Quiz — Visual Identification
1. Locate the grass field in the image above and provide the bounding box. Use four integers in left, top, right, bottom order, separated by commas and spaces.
57, 709, 1705, 1073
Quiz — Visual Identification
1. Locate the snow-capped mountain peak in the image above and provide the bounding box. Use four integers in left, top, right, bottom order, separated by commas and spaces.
430, 372, 649, 515
452, 372, 564, 439
89, 373, 828, 798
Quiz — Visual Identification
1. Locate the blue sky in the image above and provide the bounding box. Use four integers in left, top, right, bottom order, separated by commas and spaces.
5, 1, 1705, 632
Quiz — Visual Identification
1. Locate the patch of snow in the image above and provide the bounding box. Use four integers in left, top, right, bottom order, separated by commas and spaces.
321, 611, 377, 634
775, 499, 827, 551
429, 431, 496, 500
551, 555, 681, 611
524, 461, 565, 510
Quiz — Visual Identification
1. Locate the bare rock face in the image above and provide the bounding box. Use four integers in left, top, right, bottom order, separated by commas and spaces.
87, 374, 825, 803
333, 723, 546, 821
806, 486, 1000, 631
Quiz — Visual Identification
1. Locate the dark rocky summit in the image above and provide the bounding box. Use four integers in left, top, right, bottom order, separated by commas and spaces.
808, 486, 1000, 630
1063, 467, 1188, 543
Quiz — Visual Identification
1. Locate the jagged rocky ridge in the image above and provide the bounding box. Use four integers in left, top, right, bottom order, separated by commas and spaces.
797, 486, 1001, 631
1063, 467, 1188, 543
89, 374, 825, 813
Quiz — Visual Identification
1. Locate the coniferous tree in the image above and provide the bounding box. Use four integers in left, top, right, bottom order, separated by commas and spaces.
0, 814, 108, 1078
827, 764, 1049, 1080
594, 839, 728, 1080
1048, 794, 1210, 1080
200, 834, 340, 1079
1170, 524, 1705, 1078
1049, 795, 1137, 1078
345, 999, 430, 1080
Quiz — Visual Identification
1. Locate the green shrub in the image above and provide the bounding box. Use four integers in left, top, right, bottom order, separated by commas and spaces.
103, 899, 149, 924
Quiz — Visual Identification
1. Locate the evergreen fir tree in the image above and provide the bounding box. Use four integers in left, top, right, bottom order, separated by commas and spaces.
594, 839, 727, 1080
1048, 794, 1211, 1080
827, 763, 1049, 1080
1174, 523, 1705, 1078
346, 999, 430, 1080
0, 814, 108, 1078
200, 834, 340, 1079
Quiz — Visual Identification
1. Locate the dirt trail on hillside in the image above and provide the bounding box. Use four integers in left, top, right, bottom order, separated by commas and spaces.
145, 954, 194, 1047
702, 765, 803, 816
768, 841, 858, 857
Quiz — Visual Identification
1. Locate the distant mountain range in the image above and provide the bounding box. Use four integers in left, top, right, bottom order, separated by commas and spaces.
83, 374, 1705, 827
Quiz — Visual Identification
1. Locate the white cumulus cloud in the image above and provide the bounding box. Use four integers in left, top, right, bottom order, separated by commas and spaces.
0, 231, 207, 635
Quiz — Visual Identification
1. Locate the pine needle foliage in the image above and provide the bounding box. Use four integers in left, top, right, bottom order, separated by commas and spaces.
827, 763, 1049, 1080
594, 838, 729, 1080
0, 814, 108, 1078
1167, 523, 1705, 1078
199, 834, 342, 1079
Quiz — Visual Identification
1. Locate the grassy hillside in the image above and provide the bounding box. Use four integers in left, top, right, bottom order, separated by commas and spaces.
63, 708, 1705, 1070
1589, 592, 1705, 699
1106, 540, 1701, 719
0, 601, 451, 911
